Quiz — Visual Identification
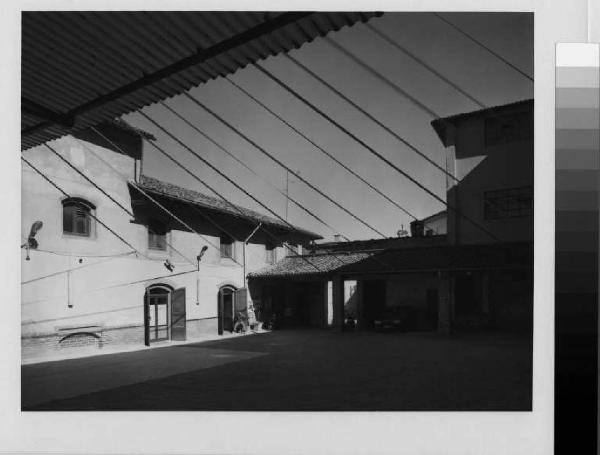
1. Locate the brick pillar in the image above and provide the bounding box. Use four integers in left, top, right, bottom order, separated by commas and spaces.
332, 275, 345, 331
438, 272, 453, 334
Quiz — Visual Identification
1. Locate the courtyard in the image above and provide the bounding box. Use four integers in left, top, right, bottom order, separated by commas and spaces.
22, 328, 532, 411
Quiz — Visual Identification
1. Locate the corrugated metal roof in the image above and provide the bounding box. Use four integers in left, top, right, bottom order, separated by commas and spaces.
22, 11, 382, 151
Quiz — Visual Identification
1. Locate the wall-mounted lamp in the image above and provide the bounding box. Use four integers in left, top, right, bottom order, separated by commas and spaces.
164, 259, 174, 272
21, 221, 43, 261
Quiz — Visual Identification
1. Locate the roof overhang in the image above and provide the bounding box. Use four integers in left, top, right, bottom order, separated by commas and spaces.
22, 11, 382, 151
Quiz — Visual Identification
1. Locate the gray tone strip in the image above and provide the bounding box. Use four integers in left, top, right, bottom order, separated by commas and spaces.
556, 149, 600, 170
556, 108, 600, 130
555, 129, 600, 150
556, 88, 600, 109
556, 67, 600, 88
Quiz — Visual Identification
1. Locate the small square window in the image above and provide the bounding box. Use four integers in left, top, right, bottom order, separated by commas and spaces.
220, 233, 234, 259
148, 221, 168, 251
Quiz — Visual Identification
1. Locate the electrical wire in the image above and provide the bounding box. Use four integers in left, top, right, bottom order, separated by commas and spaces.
149, 104, 397, 272
365, 23, 486, 109
83, 127, 230, 267
223, 76, 418, 220
158, 100, 353, 239
21, 157, 148, 261
138, 124, 325, 272
21, 268, 197, 315
253, 62, 500, 243
431, 13, 534, 82
180, 92, 387, 239
44, 142, 196, 267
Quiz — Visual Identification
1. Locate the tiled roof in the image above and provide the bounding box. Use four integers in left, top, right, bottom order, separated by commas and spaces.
248, 251, 373, 278
134, 175, 322, 240
249, 242, 532, 279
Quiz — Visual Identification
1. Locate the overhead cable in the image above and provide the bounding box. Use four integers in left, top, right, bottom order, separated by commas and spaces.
44, 143, 197, 267
253, 62, 500, 242
223, 76, 418, 220
21, 156, 147, 259
431, 13, 534, 82
138, 113, 326, 272
85, 127, 239, 267
180, 92, 387, 239
158, 100, 355, 239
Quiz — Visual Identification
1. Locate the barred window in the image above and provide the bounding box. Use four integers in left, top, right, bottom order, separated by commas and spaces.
484, 187, 533, 220
220, 233, 234, 259
485, 112, 532, 146
62, 198, 94, 237
148, 221, 167, 251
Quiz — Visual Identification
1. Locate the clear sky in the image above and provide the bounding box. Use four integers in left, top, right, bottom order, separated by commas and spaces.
124, 12, 533, 242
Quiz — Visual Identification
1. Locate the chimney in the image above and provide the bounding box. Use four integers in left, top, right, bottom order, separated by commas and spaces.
410, 220, 424, 238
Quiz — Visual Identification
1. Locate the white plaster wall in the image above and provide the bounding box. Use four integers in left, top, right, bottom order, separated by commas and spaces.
21, 136, 284, 338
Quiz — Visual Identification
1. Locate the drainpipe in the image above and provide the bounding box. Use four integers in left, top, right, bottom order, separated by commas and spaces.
243, 223, 262, 288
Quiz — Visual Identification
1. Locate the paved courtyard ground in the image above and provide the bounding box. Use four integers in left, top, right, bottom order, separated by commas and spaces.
22, 329, 532, 411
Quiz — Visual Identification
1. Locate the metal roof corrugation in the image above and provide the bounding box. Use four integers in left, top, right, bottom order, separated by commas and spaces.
22, 11, 381, 151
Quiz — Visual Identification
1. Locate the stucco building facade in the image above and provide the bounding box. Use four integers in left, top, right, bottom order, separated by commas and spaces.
21, 122, 320, 360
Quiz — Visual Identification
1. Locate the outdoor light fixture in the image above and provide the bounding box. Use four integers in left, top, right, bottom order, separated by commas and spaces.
197, 245, 208, 263
164, 259, 174, 272
21, 220, 43, 261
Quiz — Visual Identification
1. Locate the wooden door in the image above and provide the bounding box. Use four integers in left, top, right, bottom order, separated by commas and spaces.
171, 287, 186, 341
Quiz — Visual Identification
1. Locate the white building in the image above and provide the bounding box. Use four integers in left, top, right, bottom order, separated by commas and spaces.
21, 121, 320, 360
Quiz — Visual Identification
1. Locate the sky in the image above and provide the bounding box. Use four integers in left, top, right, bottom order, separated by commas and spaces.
124, 12, 534, 242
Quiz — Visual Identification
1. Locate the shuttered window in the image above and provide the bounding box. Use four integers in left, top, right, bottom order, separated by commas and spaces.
148, 221, 168, 251
220, 233, 234, 259
62, 198, 94, 237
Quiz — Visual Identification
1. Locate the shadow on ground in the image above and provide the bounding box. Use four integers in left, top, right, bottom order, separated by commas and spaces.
23, 329, 532, 411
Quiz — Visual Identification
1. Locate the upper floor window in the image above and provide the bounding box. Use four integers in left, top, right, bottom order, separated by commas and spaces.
484, 112, 533, 147
62, 198, 95, 237
265, 241, 276, 264
484, 186, 533, 220
148, 220, 168, 251
220, 233, 234, 259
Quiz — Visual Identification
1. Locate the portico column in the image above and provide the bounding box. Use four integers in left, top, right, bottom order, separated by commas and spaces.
332, 274, 345, 331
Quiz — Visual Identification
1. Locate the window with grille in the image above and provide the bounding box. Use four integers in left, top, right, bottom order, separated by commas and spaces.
484, 187, 533, 220
148, 221, 167, 251
62, 198, 94, 237
265, 241, 276, 264
484, 111, 533, 147
220, 233, 234, 259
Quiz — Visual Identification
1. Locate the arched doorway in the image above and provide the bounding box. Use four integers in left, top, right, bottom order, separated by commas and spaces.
218, 285, 237, 335
144, 284, 172, 345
